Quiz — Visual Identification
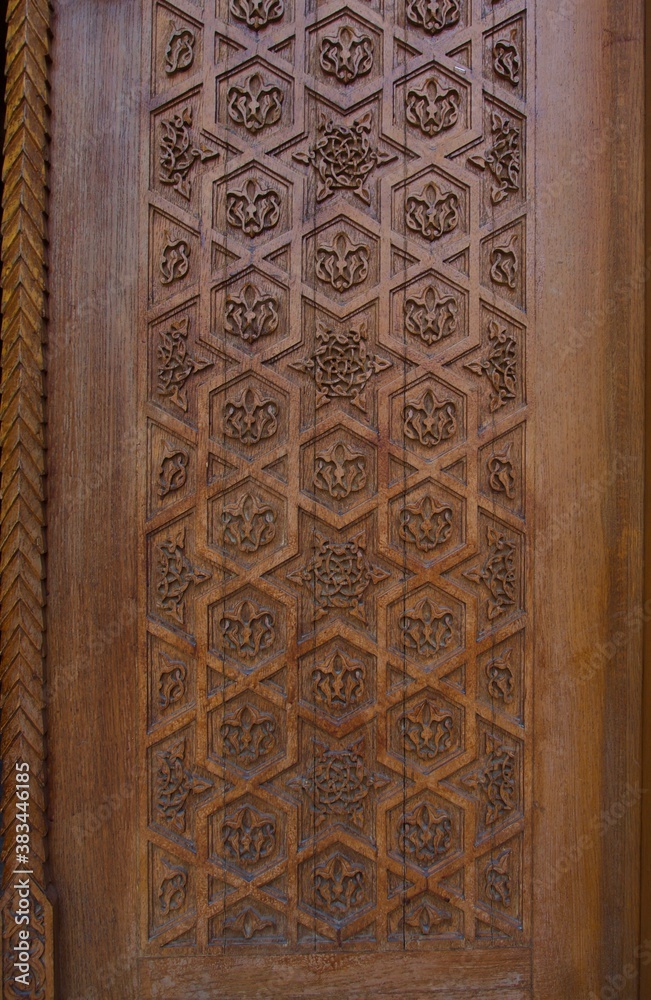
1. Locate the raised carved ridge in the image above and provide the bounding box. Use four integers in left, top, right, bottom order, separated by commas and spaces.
0, 0, 54, 996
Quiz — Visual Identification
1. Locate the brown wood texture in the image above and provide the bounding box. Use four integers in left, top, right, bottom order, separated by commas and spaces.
0, 0, 53, 997
8, 0, 643, 997
140, 0, 533, 979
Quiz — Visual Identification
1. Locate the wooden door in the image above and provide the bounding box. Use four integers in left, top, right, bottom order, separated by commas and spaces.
0, 0, 645, 997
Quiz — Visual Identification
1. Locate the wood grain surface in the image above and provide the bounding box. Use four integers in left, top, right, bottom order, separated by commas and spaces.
18, 0, 646, 997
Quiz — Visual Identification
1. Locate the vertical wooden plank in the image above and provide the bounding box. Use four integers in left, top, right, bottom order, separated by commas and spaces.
533, 0, 645, 996
45, 1, 142, 996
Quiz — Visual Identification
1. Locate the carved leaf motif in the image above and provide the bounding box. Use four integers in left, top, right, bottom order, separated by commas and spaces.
220, 704, 277, 764
403, 898, 451, 935
225, 283, 280, 343
158, 442, 189, 497
399, 595, 454, 656
485, 848, 512, 905
155, 527, 211, 623
220, 599, 276, 658
227, 72, 284, 133
486, 648, 515, 703
226, 178, 282, 236
229, 0, 285, 30
312, 649, 366, 712
405, 0, 461, 35
164, 22, 196, 75
464, 319, 517, 412
157, 317, 213, 413
221, 804, 276, 865
293, 112, 392, 205
493, 30, 521, 86
290, 319, 391, 412
462, 735, 517, 826
490, 234, 519, 287
319, 26, 374, 84
399, 495, 453, 551
313, 442, 367, 499
155, 737, 212, 833
406, 78, 460, 137
222, 492, 277, 553
313, 854, 367, 918
472, 112, 521, 205
463, 525, 517, 620
487, 441, 516, 498
399, 802, 453, 867
159, 106, 218, 199
404, 285, 459, 346
400, 698, 456, 760
158, 857, 188, 914
224, 907, 275, 939
158, 651, 188, 711
403, 387, 457, 447
315, 231, 370, 292
223, 386, 279, 444
405, 181, 459, 241
160, 237, 191, 284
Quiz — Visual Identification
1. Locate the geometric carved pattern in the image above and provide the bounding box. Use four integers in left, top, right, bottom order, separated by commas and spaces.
1, 0, 54, 995
143, 0, 530, 956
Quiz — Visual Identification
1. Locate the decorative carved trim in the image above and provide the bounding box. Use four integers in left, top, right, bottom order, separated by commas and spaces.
0, 1, 54, 997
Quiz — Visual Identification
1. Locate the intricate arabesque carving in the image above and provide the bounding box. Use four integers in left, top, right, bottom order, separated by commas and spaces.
314, 442, 367, 499
155, 737, 212, 834
312, 648, 366, 712
320, 26, 374, 84
293, 112, 391, 205
160, 236, 190, 284
406, 181, 459, 241
403, 387, 457, 447
226, 178, 282, 236
155, 526, 211, 624
400, 697, 455, 761
399, 494, 453, 552
490, 233, 519, 287
224, 386, 279, 444
159, 107, 217, 199
158, 442, 189, 497
222, 492, 277, 553
465, 319, 517, 412
399, 801, 453, 868
229, 0, 285, 31
405, 285, 459, 345
157, 315, 212, 413
220, 598, 276, 659
220, 703, 277, 766
225, 283, 280, 343
493, 30, 521, 87
463, 524, 517, 621
158, 651, 188, 711
227, 73, 284, 133
144, 0, 530, 955
290, 318, 391, 412
288, 528, 389, 624
406, 78, 460, 137
0, 0, 53, 990
221, 804, 277, 866
405, 0, 461, 35
400, 594, 454, 656
158, 857, 188, 914
164, 23, 195, 75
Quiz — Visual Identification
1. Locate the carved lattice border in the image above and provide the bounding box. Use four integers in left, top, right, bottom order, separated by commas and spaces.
0, 0, 54, 997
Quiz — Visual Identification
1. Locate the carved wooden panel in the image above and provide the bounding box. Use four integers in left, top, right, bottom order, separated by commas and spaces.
142, 0, 531, 956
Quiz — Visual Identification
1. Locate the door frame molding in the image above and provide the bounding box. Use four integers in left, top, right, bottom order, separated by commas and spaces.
0, 0, 54, 996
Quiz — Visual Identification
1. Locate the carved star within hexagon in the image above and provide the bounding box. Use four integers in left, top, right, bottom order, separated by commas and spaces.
266, 510, 406, 639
